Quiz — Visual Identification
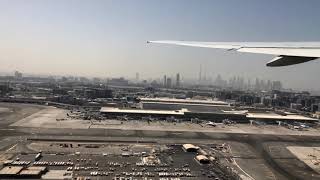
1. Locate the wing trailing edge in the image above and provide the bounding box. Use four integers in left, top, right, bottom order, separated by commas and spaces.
148, 40, 320, 66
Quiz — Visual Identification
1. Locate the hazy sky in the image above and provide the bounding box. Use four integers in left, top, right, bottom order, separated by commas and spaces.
0, 0, 320, 90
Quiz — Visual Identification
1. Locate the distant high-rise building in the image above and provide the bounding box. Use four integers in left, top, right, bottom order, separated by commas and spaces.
176, 73, 180, 87
150, 80, 159, 87
62, 76, 68, 82
247, 79, 251, 90
79, 77, 89, 82
166, 78, 172, 88
0, 82, 10, 95
215, 74, 223, 87
135, 72, 139, 82
108, 77, 129, 86
14, 71, 22, 79
164, 75, 167, 87
199, 65, 202, 83
267, 80, 272, 91
93, 77, 101, 83
260, 80, 265, 90
255, 78, 260, 91
272, 81, 282, 91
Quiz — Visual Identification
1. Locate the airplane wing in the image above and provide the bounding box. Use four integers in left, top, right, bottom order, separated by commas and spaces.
147, 40, 320, 67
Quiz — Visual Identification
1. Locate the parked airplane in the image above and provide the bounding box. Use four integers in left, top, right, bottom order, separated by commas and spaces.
147, 41, 320, 67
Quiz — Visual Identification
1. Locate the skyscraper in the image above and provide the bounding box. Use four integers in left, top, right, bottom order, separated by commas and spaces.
164, 75, 167, 87
255, 78, 260, 91
215, 74, 223, 87
14, 71, 22, 79
199, 65, 202, 83
166, 78, 172, 88
176, 73, 180, 87
135, 72, 139, 82
272, 81, 282, 91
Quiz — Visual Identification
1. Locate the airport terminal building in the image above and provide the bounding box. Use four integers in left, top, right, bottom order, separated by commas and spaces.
100, 107, 248, 122
100, 97, 318, 124
100, 106, 318, 124
140, 97, 232, 112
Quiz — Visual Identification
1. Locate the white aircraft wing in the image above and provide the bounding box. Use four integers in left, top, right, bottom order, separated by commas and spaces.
147, 40, 320, 66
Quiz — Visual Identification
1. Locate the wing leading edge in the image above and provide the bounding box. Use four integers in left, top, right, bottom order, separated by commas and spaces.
147, 40, 320, 67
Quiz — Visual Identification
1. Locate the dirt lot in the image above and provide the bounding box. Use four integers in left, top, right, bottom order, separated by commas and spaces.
0, 103, 44, 126
287, 146, 320, 174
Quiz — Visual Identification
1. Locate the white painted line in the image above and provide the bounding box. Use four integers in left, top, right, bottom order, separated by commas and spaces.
229, 144, 255, 180
6, 144, 17, 153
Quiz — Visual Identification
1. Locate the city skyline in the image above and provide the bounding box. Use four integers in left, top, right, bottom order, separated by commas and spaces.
1, 70, 286, 92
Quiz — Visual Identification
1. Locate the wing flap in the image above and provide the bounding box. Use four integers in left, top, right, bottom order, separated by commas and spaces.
238, 48, 320, 57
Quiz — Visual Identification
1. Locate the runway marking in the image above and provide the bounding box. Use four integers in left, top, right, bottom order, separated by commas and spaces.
5, 144, 17, 153
233, 157, 255, 180
0, 143, 18, 157
229, 145, 255, 180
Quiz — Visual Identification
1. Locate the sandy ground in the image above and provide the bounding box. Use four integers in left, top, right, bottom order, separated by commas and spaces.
0, 107, 11, 113
27, 142, 161, 155
90, 120, 320, 136
287, 146, 320, 174
8, 105, 320, 137
10, 107, 71, 128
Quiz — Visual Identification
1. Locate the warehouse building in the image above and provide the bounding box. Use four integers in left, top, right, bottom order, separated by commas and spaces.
0, 166, 47, 178
0, 166, 23, 178
19, 166, 47, 178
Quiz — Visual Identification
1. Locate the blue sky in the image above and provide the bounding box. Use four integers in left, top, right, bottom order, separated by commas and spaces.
0, 0, 320, 90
